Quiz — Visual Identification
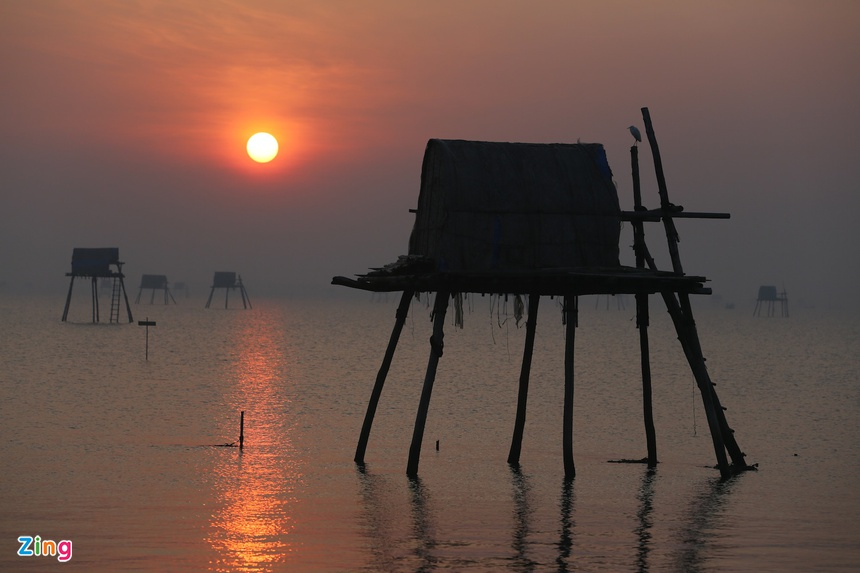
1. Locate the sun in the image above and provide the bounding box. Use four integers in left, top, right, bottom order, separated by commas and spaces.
246, 132, 279, 163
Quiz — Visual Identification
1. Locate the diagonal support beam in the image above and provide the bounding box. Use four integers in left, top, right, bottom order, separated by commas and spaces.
355, 290, 414, 465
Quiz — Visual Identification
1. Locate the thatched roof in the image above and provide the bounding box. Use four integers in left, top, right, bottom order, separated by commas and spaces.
68, 247, 121, 277
139, 274, 169, 289
333, 138, 710, 297
407, 139, 621, 273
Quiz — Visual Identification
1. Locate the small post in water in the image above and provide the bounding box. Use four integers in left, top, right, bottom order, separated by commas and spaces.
137, 317, 157, 361
239, 411, 245, 450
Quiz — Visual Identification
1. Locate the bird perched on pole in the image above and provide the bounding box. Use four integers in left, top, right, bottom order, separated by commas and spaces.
628, 125, 642, 144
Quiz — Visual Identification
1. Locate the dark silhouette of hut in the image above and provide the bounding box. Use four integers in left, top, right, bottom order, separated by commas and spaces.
753, 285, 789, 317
595, 293, 627, 310
204, 272, 251, 309
173, 281, 190, 298
135, 274, 177, 304
62, 247, 133, 323
333, 108, 752, 480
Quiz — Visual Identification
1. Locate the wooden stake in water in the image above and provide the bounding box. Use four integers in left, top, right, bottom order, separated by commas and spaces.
239, 411, 244, 450
137, 317, 157, 361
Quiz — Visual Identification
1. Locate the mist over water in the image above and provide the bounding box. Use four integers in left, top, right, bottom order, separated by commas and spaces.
0, 293, 858, 571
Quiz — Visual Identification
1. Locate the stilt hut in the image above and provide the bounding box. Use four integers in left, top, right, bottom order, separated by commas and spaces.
135, 274, 177, 304
204, 272, 251, 309
333, 108, 752, 480
753, 285, 789, 317
173, 281, 190, 298
62, 247, 134, 323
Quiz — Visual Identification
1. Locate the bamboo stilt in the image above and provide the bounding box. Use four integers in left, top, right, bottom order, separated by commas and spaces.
675, 293, 730, 478
563, 295, 577, 479
91, 277, 99, 323
407, 291, 450, 477
62, 275, 75, 321
121, 277, 133, 323
677, 293, 746, 468
637, 293, 657, 466
631, 141, 657, 466
641, 107, 684, 276
355, 290, 414, 465
641, 106, 743, 479
507, 293, 540, 465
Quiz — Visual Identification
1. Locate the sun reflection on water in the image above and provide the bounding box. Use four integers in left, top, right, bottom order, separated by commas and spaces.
205, 309, 303, 572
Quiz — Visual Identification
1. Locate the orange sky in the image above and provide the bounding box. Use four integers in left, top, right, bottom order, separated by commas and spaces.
1, 1, 859, 305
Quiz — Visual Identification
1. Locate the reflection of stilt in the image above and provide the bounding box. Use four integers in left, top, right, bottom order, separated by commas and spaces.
635, 468, 656, 572
556, 479, 575, 572
508, 466, 536, 570
407, 477, 436, 568
676, 477, 731, 571
355, 466, 399, 570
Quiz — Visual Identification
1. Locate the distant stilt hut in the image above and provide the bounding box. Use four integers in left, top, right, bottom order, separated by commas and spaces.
753, 285, 789, 317
62, 247, 134, 323
135, 274, 177, 304
595, 293, 627, 310
333, 107, 753, 481
204, 272, 251, 309
173, 281, 190, 298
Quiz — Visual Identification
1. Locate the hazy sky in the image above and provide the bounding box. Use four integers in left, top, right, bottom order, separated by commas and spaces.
2, 1, 858, 308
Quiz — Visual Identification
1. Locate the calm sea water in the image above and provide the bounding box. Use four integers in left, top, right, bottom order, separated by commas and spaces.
0, 291, 858, 572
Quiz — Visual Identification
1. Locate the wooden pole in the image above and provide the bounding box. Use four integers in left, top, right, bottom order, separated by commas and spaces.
632, 142, 657, 467
239, 410, 244, 450
676, 293, 730, 478
407, 290, 450, 477
507, 293, 540, 465
238, 276, 251, 309
355, 290, 414, 464
639, 106, 741, 478
636, 239, 747, 473
91, 277, 99, 323
563, 295, 577, 479
121, 277, 133, 323
677, 293, 747, 468
637, 293, 657, 466
641, 106, 684, 275
62, 275, 75, 321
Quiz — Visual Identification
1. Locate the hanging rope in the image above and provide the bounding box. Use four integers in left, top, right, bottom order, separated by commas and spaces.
692, 379, 698, 437
513, 294, 524, 327
453, 292, 464, 328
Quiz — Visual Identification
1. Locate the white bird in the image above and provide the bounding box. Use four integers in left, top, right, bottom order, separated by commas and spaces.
628, 125, 642, 144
